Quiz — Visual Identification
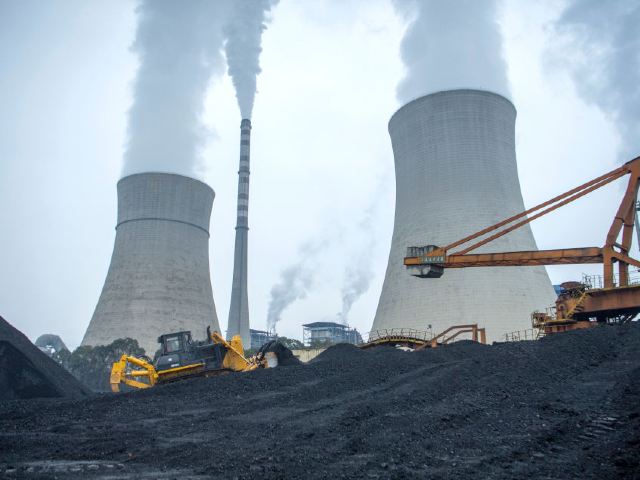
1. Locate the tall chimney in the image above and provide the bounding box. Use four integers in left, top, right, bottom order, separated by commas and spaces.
372, 90, 557, 342
82, 173, 221, 355
226, 119, 251, 347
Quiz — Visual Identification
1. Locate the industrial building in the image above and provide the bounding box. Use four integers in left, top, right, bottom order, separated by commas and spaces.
302, 322, 362, 346
249, 329, 276, 349
81, 173, 221, 355
227, 119, 252, 348
372, 89, 557, 342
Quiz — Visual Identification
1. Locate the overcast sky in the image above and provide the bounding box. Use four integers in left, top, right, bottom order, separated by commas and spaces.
1, 0, 638, 350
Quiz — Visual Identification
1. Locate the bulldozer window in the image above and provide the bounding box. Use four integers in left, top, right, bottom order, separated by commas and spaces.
166, 336, 181, 353
185, 335, 194, 353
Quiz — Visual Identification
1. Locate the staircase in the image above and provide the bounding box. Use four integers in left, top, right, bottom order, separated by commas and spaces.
564, 289, 588, 320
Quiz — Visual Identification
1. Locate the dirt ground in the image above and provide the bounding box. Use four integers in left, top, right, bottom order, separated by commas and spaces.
0, 322, 639, 479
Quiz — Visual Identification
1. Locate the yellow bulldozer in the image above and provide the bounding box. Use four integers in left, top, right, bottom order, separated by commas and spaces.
110, 327, 279, 392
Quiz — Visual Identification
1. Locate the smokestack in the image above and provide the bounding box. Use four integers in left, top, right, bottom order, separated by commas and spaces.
82, 173, 221, 355
372, 90, 557, 342
226, 119, 251, 346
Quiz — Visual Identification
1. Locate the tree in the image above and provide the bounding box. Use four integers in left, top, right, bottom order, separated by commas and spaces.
53, 338, 145, 392
244, 347, 259, 358
109, 338, 145, 359
309, 339, 333, 349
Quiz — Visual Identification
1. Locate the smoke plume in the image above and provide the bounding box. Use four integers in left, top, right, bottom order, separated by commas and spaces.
552, 0, 640, 163
224, 0, 279, 119
393, 0, 510, 103
337, 264, 373, 325
266, 239, 326, 332
121, 0, 232, 178
335, 192, 382, 325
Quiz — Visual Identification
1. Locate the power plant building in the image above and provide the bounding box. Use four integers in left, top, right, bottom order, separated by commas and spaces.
82, 173, 221, 355
372, 89, 557, 342
249, 329, 276, 349
226, 119, 252, 348
302, 322, 362, 346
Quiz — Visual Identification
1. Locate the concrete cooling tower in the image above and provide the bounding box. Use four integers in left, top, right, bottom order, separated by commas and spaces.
82, 172, 221, 355
372, 89, 557, 342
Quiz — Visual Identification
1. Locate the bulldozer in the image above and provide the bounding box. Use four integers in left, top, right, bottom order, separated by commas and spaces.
110, 327, 280, 392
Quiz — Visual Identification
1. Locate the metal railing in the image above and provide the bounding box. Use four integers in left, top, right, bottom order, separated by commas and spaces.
499, 328, 542, 342
359, 328, 435, 345
531, 307, 556, 324
581, 272, 640, 290
359, 326, 483, 347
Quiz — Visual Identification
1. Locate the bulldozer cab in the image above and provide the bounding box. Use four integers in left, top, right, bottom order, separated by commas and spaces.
154, 331, 198, 373
158, 331, 194, 356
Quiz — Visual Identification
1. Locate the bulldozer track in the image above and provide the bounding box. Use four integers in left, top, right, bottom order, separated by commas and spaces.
578, 415, 619, 441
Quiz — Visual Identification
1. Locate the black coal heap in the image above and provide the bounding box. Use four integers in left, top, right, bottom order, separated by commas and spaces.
0, 322, 639, 478
0, 316, 89, 401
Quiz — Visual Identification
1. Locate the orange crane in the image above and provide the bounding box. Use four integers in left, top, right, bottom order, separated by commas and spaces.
404, 156, 640, 332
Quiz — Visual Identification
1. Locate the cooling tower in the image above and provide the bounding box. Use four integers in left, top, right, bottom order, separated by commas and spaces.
226, 119, 251, 347
82, 172, 220, 355
372, 89, 557, 341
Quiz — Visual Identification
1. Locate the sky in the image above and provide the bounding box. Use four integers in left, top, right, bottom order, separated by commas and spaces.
0, 0, 638, 350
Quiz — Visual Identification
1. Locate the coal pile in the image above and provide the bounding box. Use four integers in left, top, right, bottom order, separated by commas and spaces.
0, 316, 89, 401
310, 342, 365, 363
0, 323, 639, 479
265, 341, 302, 367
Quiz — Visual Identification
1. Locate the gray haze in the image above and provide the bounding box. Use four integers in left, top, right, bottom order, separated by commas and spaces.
224, 0, 279, 119
553, 0, 640, 163
393, 0, 510, 102
266, 239, 327, 332
121, 0, 231, 178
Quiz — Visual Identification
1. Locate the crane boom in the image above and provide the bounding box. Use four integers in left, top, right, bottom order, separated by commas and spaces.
408, 247, 604, 268
404, 156, 640, 289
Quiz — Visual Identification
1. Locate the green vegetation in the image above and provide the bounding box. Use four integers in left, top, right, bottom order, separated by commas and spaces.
309, 339, 334, 349
53, 338, 145, 392
244, 347, 260, 357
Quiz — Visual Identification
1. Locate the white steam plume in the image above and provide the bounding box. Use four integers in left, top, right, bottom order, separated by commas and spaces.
335, 191, 382, 325
224, 0, 279, 119
337, 264, 373, 325
266, 265, 312, 333
266, 239, 327, 332
552, 0, 640, 163
121, 1, 231, 178
393, 0, 510, 103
